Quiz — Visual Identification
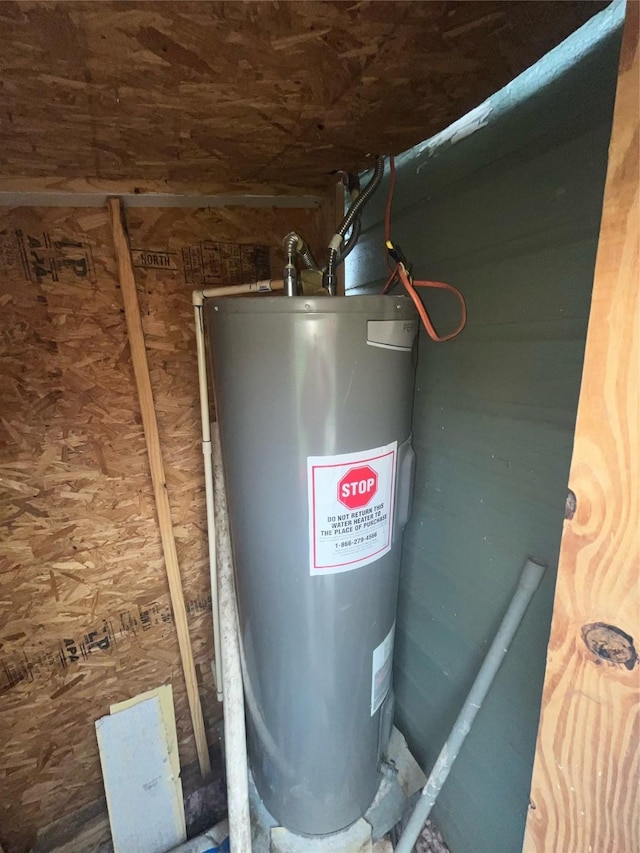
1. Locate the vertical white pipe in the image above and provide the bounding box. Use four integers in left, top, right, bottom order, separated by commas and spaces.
212, 424, 252, 853
395, 558, 547, 853
193, 298, 224, 702
194, 291, 251, 850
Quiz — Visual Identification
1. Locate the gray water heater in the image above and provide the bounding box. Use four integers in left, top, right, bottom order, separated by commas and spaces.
205, 295, 418, 836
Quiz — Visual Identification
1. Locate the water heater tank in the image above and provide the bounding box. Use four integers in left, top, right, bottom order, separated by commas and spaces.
205, 295, 418, 836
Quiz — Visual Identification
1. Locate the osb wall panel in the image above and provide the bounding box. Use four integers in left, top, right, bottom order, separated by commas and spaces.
0, 1, 602, 193
0, 203, 326, 853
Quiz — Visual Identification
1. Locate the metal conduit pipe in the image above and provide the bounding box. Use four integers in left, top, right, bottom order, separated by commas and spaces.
395, 557, 547, 853
324, 155, 385, 293
338, 156, 385, 238
336, 216, 362, 265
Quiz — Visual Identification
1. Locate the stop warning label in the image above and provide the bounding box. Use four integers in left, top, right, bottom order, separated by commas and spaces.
307, 442, 397, 574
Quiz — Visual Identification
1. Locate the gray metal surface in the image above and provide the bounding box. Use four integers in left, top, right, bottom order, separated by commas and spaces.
205, 295, 417, 836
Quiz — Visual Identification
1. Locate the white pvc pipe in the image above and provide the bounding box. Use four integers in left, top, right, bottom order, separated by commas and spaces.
189, 278, 287, 851
191, 278, 284, 702
193, 299, 224, 702
193, 284, 254, 852
200, 278, 284, 299
395, 557, 547, 853
211, 424, 252, 853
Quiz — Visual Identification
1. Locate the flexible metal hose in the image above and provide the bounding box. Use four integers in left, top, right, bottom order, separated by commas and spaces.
282, 232, 321, 296
324, 156, 385, 293
283, 157, 384, 295
299, 243, 321, 271
282, 232, 301, 296
336, 217, 361, 265
337, 156, 384, 241
283, 231, 302, 261
283, 232, 320, 270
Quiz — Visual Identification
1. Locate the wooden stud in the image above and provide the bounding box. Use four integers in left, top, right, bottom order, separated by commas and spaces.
107, 197, 211, 779
523, 6, 639, 852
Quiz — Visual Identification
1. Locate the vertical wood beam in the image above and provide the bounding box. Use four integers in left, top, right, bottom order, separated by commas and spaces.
108, 198, 211, 779
523, 6, 639, 851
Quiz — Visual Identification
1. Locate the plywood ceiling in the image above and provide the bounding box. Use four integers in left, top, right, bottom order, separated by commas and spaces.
0, 1, 602, 194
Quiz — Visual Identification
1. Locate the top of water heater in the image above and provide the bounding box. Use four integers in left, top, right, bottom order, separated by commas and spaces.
206, 294, 418, 320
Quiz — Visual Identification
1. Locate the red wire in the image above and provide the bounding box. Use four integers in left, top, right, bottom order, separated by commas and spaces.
398, 266, 467, 343
381, 267, 397, 295
382, 155, 467, 342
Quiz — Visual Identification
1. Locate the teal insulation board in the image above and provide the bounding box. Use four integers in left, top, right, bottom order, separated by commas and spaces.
346, 5, 624, 852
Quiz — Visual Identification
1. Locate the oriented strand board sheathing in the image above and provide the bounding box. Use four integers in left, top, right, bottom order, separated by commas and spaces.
0, 1, 602, 194
0, 202, 325, 853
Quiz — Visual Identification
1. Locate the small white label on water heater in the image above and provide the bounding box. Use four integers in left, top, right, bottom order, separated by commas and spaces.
307, 441, 397, 575
371, 621, 395, 716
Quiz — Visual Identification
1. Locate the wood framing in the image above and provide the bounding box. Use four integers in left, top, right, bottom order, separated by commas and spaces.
523, 5, 640, 851
108, 197, 210, 778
